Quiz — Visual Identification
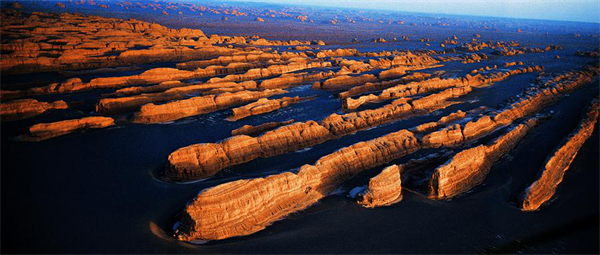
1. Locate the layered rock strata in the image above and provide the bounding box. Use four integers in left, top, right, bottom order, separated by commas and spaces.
520, 99, 599, 211
429, 117, 540, 199
95, 81, 257, 114
166, 84, 470, 181
175, 129, 419, 241
343, 66, 543, 110
356, 165, 403, 208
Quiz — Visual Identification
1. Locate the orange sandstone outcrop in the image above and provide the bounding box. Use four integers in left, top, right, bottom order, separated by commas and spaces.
166, 83, 468, 181
422, 68, 596, 148
356, 165, 403, 208
429, 117, 540, 199
315, 74, 377, 90
1, 99, 68, 122
228, 96, 315, 121
17, 116, 115, 141
95, 81, 258, 114
259, 72, 334, 89
231, 119, 295, 136
132, 89, 286, 124
1, 11, 212, 75
357, 152, 451, 208
343, 66, 543, 110
412, 110, 468, 133
520, 99, 599, 211
175, 129, 419, 241
338, 72, 432, 99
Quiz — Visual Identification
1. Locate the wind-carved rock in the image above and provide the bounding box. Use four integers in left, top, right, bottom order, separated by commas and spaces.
343, 66, 543, 110
429, 117, 541, 199
520, 98, 599, 211
17, 116, 115, 141
132, 89, 287, 124
227, 96, 316, 121
231, 119, 295, 136
1, 99, 68, 122
175, 129, 419, 241
356, 165, 403, 208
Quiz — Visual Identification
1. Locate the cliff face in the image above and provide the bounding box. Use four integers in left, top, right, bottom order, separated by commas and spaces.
176, 130, 419, 241
429, 118, 540, 199
17, 116, 115, 141
521, 99, 599, 212
1, 99, 67, 122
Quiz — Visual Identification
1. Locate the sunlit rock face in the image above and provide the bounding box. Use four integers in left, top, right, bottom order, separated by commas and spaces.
521, 99, 599, 212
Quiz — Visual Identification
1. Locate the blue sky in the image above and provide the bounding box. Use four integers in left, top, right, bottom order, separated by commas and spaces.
228, 0, 600, 23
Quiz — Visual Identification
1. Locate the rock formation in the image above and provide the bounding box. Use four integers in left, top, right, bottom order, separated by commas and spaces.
520, 99, 599, 211
18, 116, 115, 141
429, 117, 541, 199
343, 66, 543, 110
175, 129, 419, 241
356, 165, 403, 208
132, 89, 286, 124
1, 99, 68, 122
231, 119, 295, 136
228, 96, 315, 121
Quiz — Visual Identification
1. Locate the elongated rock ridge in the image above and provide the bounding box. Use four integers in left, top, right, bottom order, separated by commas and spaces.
132, 89, 286, 123
231, 119, 295, 136
343, 66, 543, 110
175, 129, 419, 241
429, 117, 541, 199
1, 99, 68, 122
166, 84, 470, 181
520, 98, 599, 211
227, 96, 315, 121
17, 116, 115, 141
